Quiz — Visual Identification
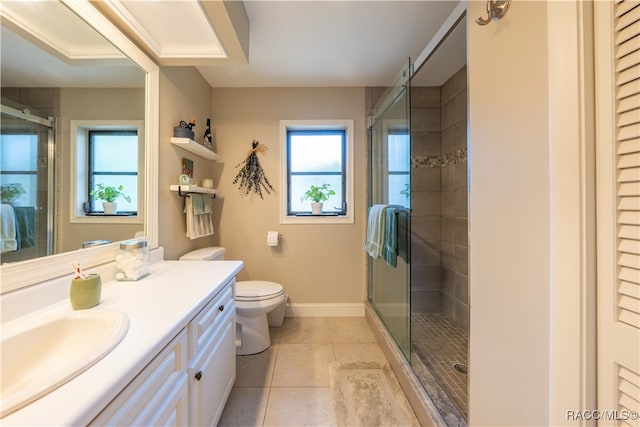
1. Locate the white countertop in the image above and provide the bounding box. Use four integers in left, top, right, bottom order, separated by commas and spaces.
1, 260, 243, 426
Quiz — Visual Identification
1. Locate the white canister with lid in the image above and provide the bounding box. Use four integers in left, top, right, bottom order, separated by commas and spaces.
115, 239, 150, 280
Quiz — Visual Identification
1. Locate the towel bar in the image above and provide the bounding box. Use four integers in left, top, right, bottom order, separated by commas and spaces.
178, 187, 216, 198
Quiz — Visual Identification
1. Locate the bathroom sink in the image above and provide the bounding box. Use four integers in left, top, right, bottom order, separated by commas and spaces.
1, 308, 130, 418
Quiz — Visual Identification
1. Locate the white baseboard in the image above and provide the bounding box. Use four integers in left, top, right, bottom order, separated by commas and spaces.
285, 303, 364, 317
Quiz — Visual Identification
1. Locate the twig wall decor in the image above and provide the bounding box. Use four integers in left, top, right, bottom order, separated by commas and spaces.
233, 140, 275, 199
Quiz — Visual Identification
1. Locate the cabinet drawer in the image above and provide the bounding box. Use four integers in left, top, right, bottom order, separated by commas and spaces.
90, 330, 188, 426
187, 279, 234, 359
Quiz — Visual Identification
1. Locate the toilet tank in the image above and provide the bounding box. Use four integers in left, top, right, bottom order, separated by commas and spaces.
179, 247, 226, 261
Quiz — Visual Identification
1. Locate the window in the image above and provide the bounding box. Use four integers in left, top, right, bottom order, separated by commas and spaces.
280, 120, 354, 224
87, 130, 138, 214
387, 129, 410, 208
70, 120, 143, 223
0, 134, 37, 206
287, 129, 345, 214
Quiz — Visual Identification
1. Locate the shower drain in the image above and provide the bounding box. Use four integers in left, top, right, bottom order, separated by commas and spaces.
453, 363, 468, 374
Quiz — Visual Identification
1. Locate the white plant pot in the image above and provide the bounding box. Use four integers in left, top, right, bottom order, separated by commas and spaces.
103, 202, 117, 215
311, 202, 323, 215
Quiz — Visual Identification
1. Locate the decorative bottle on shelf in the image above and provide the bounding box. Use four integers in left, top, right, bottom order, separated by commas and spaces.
202, 117, 213, 150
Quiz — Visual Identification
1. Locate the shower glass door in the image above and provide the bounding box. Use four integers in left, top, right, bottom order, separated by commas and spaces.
369, 60, 412, 360
1, 103, 55, 262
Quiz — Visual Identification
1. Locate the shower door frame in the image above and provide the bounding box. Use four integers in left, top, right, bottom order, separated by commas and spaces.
368, 58, 413, 361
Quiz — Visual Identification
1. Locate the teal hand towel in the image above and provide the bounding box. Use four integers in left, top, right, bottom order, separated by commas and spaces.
202, 195, 213, 214
191, 194, 205, 215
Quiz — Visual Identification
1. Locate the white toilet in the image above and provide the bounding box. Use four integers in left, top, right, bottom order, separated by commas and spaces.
179, 247, 286, 355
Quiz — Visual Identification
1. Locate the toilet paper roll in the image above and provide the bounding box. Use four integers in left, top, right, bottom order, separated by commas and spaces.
266, 231, 279, 247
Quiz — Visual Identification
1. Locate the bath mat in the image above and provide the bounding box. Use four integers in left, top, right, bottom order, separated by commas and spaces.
329, 361, 420, 427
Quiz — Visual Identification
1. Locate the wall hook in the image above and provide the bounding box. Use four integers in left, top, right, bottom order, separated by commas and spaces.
476, 0, 511, 26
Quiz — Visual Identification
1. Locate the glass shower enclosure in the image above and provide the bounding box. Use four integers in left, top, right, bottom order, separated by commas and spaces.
0, 101, 55, 262
368, 60, 412, 360
368, 7, 469, 424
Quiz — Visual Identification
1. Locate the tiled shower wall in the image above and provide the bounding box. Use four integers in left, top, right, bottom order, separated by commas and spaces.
439, 66, 468, 332
410, 87, 443, 313
411, 65, 469, 332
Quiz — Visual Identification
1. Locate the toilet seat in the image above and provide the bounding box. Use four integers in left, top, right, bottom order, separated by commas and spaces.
236, 281, 284, 302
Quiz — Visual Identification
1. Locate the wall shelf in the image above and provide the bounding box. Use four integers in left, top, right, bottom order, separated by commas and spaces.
170, 185, 218, 198
170, 137, 219, 161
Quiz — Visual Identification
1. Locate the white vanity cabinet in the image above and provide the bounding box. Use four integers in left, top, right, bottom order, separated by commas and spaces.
89, 330, 189, 426
89, 277, 236, 426
188, 279, 236, 426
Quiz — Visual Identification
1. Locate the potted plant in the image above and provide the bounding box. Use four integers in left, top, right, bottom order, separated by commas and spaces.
1, 183, 26, 204
302, 183, 336, 215
90, 184, 131, 215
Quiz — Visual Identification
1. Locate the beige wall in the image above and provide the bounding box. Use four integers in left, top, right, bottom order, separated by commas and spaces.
211, 87, 367, 305
58, 88, 144, 252
468, 1, 550, 425
158, 67, 217, 260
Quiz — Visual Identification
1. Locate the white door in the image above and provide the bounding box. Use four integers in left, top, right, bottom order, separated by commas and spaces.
595, 0, 640, 424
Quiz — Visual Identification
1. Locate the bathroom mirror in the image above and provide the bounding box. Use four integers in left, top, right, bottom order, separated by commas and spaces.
0, 0, 159, 293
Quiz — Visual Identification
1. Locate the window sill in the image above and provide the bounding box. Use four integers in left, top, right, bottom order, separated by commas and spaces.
70, 214, 143, 225
294, 212, 340, 217
86, 212, 137, 217
280, 213, 354, 225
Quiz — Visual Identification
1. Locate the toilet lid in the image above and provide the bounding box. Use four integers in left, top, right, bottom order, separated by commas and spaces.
236, 281, 284, 301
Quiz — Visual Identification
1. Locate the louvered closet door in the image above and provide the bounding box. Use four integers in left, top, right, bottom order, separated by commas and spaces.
596, 0, 640, 422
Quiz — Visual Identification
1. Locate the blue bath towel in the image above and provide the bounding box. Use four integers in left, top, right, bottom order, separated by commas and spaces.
395, 208, 409, 263
382, 206, 397, 267
14, 206, 35, 249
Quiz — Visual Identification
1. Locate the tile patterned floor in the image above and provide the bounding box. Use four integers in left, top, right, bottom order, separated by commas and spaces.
218, 317, 416, 427
411, 312, 469, 419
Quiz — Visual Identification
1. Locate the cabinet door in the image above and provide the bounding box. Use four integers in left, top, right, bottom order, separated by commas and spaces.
188, 281, 234, 360
188, 314, 236, 427
139, 373, 189, 426
90, 330, 187, 426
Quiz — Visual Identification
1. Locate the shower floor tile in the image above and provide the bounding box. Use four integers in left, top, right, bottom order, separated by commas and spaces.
412, 312, 469, 419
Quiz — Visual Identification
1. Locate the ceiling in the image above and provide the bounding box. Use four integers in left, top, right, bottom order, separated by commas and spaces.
0, 1, 143, 88
199, 1, 463, 88
1, 0, 466, 89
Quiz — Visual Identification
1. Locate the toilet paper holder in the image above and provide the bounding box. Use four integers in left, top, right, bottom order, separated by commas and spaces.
265, 231, 282, 247
264, 232, 283, 239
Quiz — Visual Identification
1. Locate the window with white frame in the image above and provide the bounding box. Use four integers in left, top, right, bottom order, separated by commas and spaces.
280, 120, 354, 224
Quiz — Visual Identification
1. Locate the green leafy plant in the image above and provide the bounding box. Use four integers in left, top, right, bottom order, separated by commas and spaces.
1, 183, 26, 203
301, 184, 336, 203
90, 184, 131, 203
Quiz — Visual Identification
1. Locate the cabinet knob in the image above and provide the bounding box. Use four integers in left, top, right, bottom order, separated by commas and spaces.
195, 371, 202, 381
218, 305, 224, 312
